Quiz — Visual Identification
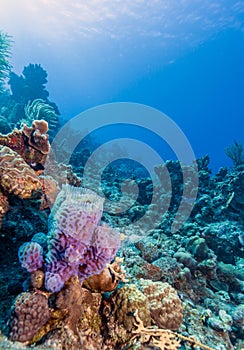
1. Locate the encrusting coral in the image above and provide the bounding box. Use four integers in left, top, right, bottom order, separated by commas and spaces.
0, 145, 41, 199
0, 121, 82, 227
0, 119, 50, 167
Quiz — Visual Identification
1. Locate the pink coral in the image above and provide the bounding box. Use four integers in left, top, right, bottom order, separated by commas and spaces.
18, 242, 44, 272
19, 185, 121, 293
9, 292, 50, 342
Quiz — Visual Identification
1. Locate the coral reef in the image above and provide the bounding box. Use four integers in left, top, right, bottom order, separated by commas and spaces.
1, 129, 244, 349
0, 121, 83, 232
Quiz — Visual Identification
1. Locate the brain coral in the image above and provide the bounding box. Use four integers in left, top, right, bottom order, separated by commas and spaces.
8, 292, 50, 342
0, 145, 41, 199
137, 279, 183, 330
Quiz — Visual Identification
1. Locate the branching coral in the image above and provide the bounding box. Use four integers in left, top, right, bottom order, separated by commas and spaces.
131, 310, 215, 350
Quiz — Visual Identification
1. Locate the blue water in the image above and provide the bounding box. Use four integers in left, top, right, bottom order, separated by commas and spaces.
0, 1, 243, 173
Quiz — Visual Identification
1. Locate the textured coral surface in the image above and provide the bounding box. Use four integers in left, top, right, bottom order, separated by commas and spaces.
0, 146, 41, 199
0, 141, 243, 350
9, 292, 50, 342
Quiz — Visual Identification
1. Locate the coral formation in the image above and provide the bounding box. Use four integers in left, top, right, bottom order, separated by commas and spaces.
0, 60, 60, 144
22, 120, 49, 154
0, 122, 83, 230
55, 276, 86, 334
130, 310, 214, 350
18, 184, 121, 293
0, 120, 50, 166
131, 310, 181, 350
24, 99, 59, 139
112, 284, 152, 331
83, 258, 126, 292
54, 277, 104, 338
1, 119, 244, 350
0, 146, 41, 199
8, 292, 50, 342
39, 175, 60, 209
18, 242, 44, 273
137, 279, 183, 330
